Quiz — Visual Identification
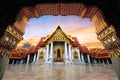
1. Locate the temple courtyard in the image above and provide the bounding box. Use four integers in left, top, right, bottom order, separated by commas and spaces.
2, 64, 118, 80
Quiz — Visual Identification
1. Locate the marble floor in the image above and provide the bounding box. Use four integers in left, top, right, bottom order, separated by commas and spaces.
3, 64, 118, 80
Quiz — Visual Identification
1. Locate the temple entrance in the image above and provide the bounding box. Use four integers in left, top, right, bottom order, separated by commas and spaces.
54, 47, 63, 62
57, 49, 61, 60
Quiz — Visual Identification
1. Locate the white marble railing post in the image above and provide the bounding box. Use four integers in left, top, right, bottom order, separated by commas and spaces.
27, 55, 30, 64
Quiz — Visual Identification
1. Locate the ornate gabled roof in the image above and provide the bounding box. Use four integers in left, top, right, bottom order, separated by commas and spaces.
34, 37, 46, 52
89, 48, 110, 59
72, 37, 84, 52
44, 25, 73, 43
27, 46, 36, 54
10, 48, 28, 59
36, 37, 45, 47
81, 46, 90, 54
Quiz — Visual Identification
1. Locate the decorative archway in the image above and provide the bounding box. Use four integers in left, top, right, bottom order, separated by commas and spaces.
0, 2, 120, 80
9, 3, 119, 59
0, 3, 118, 58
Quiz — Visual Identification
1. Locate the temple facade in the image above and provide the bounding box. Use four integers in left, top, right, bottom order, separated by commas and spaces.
36, 25, 84, 65
9, 25, 112, 65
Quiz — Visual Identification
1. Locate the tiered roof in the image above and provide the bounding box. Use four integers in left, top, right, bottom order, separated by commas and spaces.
89, 48, 109, 59
11, 48, 28, 59
27, 46, 36, 54
10, 26, 110, 59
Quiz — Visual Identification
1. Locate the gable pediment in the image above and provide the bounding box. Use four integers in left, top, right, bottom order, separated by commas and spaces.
44, 25, 73, 43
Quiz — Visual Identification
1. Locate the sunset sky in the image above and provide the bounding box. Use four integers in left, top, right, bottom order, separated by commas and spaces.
17, 15, 104, 49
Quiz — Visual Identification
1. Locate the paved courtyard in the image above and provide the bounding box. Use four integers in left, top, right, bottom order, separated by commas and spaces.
3, 64, 118, 80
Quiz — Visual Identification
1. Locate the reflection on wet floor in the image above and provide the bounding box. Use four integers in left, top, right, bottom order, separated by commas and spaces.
3, 64, 118, 80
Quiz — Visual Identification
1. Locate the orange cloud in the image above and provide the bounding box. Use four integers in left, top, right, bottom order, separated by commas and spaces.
81, 42, 104, 49
17, 38, 39, 48
66, 26, 99, 43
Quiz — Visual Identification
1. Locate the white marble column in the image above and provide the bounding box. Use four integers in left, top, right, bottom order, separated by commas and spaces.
37, 49, 40, 61
81, 53, 84, 62
87, 54, 90, 63
33, 53, 36, 63
49, 42, 53, 60
94, 59, 97, 64
71, 48, 74, 60
69, 44, 72, 62
102, 59, 105, 64
12, 59, 14, 64
77, 49, 81, 60
27, 55, 30, 64
16, 60, 18, 64
20, 59, 23, 64
98, 59, 100, 64
45, 44, 49, 63
65, 42, 68, 60
107, 59, 109, 64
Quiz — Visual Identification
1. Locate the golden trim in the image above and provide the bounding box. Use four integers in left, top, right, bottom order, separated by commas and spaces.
6, 26, 23, 40
44, 25, 73, 43
109, 50, 120, 57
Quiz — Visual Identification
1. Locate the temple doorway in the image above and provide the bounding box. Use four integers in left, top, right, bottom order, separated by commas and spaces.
54, 47, 63, 62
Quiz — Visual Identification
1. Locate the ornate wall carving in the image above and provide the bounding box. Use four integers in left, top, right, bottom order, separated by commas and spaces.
0, 25, 23, 58
97, 25, 120, 57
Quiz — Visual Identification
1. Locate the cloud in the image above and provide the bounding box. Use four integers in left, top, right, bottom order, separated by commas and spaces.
81, 42, 104, 49
17, 38, 39, 48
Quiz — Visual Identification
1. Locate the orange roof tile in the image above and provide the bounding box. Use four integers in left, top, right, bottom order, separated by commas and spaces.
27, 46, 36, 54
33, 37, 46, 53
72, 37, 84, 52
81, 46, 90, 54
89, 48, 110, 59
10, 48, 28, 59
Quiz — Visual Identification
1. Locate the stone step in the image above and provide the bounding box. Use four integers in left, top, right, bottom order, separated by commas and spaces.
54, 62, 65, 66
73, 60, 85, 65
35, 60, 45, 64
